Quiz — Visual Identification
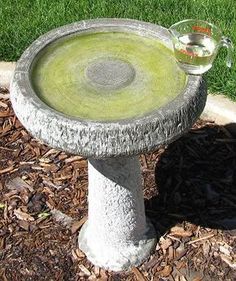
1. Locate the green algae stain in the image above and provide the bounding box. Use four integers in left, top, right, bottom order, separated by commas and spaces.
31, 31, 187, 121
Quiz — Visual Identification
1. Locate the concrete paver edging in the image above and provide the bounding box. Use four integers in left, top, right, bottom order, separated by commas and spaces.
0, 62, 16, 88
0, 61, 235, 126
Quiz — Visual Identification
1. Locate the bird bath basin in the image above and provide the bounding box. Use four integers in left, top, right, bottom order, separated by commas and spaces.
31, 31, 186, 121
10, 19, 207, 271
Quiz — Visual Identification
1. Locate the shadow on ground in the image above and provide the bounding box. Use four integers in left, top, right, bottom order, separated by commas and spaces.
145, 122, 236, 237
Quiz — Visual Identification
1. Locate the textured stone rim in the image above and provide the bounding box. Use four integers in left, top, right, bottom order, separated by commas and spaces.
10, 18, 207, 158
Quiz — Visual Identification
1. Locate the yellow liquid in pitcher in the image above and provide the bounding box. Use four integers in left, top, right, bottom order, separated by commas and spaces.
174, 33, 217, 74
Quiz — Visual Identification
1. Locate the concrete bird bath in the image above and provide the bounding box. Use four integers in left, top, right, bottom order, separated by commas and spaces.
10, 19, 207, 271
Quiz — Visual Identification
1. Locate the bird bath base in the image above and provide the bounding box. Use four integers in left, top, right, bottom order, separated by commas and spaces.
78, 156, 157, 271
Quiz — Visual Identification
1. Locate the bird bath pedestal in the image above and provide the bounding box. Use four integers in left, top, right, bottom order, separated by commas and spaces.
10, 19, 207, 271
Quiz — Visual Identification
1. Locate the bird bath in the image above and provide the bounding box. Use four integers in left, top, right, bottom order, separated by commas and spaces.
10, 19, 207, 271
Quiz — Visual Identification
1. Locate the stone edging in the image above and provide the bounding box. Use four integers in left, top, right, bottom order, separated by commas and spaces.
202, 94, 236, 125
0, 62, 16, 88
1, 61, 235, 126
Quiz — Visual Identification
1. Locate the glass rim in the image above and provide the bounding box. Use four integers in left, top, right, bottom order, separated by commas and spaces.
169, 19, 222, 36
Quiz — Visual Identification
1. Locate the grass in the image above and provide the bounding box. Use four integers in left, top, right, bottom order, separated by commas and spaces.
0, 0, 236, 99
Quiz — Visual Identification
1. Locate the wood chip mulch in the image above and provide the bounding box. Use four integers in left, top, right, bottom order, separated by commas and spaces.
0, 87, 236, 281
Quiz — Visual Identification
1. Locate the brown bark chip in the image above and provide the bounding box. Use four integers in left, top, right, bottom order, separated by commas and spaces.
0, 88, 236, 280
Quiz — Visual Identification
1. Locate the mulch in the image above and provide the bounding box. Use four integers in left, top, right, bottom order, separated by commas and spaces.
0, 87, 236, 281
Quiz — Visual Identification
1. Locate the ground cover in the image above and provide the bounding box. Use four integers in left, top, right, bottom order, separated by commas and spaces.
0, 87, 235, 280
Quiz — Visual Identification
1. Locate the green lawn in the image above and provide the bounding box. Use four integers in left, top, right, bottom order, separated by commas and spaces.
1, 0, 236, 99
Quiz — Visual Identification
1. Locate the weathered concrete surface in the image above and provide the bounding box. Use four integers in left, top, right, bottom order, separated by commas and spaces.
79, 156, 156, 271
86, 58, 136, 91
10, 18, 207, 158
201, 94, 236, 125
0, 62, 16, 88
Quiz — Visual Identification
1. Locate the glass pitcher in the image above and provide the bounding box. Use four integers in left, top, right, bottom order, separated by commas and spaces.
169, 19, 234, 75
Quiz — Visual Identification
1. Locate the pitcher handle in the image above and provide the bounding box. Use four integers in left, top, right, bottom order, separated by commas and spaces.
221, 36, 234, 68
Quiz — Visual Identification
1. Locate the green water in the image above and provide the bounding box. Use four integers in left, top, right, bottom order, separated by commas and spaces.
31, 31, 187, 121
